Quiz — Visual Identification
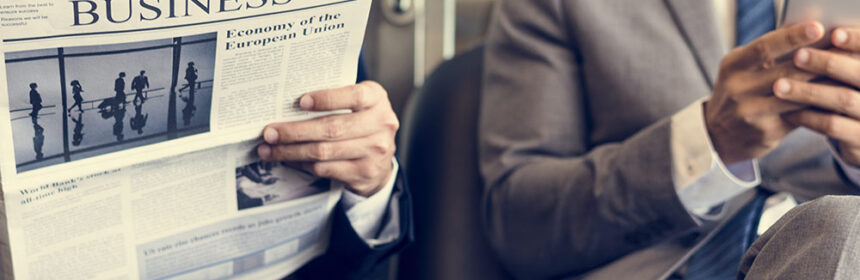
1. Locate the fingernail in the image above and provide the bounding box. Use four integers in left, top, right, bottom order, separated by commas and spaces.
807, 23, 824, 39
796, 49, 810, 65
263, 128, 278, 144
775, 79, 791, 97
300, 95, 314, 110
257, 145, 271, 159
834, 29, 848, 46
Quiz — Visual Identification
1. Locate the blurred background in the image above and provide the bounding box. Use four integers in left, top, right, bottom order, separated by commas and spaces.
362, 1, 513, 279
363, 0, 495, 117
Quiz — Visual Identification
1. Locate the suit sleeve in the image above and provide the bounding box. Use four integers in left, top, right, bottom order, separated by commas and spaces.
479, 1, 700, 278
294, 163, 413, 280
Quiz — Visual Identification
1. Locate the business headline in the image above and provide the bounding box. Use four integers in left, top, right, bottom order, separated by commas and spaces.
224, 12, 345, 50
69, 0, 304, 26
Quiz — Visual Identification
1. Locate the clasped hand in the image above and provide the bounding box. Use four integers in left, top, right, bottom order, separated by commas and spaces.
775, 27, 860, 166
706, 22, 860, 166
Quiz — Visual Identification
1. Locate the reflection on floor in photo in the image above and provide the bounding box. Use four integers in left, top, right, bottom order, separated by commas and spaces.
10, 82, 213, 173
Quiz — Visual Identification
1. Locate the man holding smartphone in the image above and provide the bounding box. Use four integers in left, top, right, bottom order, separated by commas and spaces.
480, 0, 860, 279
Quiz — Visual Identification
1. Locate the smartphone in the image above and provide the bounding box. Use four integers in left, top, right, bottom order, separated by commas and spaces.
782, 0, 860, 27
781, 0, 860, 52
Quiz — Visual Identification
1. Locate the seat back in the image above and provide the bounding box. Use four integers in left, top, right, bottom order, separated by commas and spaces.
397, 46, 513, 280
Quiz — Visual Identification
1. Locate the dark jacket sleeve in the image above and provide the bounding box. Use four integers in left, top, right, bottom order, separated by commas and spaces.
294, 164, 413, 280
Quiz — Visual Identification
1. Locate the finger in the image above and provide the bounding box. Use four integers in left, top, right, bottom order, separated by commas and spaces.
259, 141, 365, 162
299, 81, 387, 112
731, 21, 824, 68
302, 158, 393, 195
737, 61, 818, 95
259, 133, 392, 162
737, 95, 805, 118
826, 47, 859, 58
774, 78, 860, 119
794, 48, 860, 88
760, 61, 818, 83
784, 109, 860, 145
263, 108, 389, 144
756, 114, 798, 142
832, 28, 860, 52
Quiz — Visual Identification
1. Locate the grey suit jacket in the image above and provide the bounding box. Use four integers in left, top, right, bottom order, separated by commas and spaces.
479, 1, 860, 279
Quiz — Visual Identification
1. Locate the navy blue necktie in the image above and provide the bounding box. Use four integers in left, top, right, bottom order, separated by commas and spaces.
684, 190, 771, 279
736, 0, 776, 46
684, 1, 775, 279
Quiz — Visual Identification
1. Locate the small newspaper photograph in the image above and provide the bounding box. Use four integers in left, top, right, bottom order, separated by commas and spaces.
7, 33, 216, 172
0, 0, 371, 278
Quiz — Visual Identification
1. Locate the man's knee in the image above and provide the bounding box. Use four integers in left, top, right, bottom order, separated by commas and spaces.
780, 195, 860, 240
744, 196, 860, 279
797, 195, 860, 220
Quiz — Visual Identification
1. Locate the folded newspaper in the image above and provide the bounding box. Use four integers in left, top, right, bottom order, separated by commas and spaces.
0, 0, 371, 278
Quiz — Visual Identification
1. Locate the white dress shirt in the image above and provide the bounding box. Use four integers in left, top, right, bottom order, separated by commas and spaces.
340, 159, 401, 246
671, 0, 860, 221
279, 161, 398, 278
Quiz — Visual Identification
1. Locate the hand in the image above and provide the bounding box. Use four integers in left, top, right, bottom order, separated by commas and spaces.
704, 22, 824, 164
257, 81, 400, 197
773, 27, 860, 166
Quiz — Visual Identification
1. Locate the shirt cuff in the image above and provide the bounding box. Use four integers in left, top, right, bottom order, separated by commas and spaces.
340, 159, 400, 246
828, 139, 860, 186
670, 99, 761, 218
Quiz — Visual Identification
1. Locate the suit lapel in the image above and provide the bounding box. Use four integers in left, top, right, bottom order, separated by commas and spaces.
664, 0, 726, 89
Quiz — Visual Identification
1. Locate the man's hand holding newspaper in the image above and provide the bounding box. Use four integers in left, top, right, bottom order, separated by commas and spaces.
259, 81, 398, 197
0, 0, 411, 279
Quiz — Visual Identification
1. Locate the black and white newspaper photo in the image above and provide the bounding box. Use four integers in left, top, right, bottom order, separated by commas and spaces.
5, 33, 216, 173
235, 161, 330, 211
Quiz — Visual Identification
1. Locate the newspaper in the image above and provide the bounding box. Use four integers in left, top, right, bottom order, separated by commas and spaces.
0, 0, 372, 278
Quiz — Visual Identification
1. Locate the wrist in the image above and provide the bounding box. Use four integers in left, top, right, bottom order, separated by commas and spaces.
348, 161, 395, 197
704, 103, 739, 165
708, 131, 744, 165
350, 181, 385, 198
839, 142, 860, 167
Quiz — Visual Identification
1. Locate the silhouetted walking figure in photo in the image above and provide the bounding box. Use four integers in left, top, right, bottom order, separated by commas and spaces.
178, 62, 198, 95
68, 80, 84, 113
71, 111, 84, 146
181, 90, 196, 127
114, 72, 126, 109
131, 70, 149, 104
31, 115, 44, 160
29, 83, 42, 117
130, 102, 148, 135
